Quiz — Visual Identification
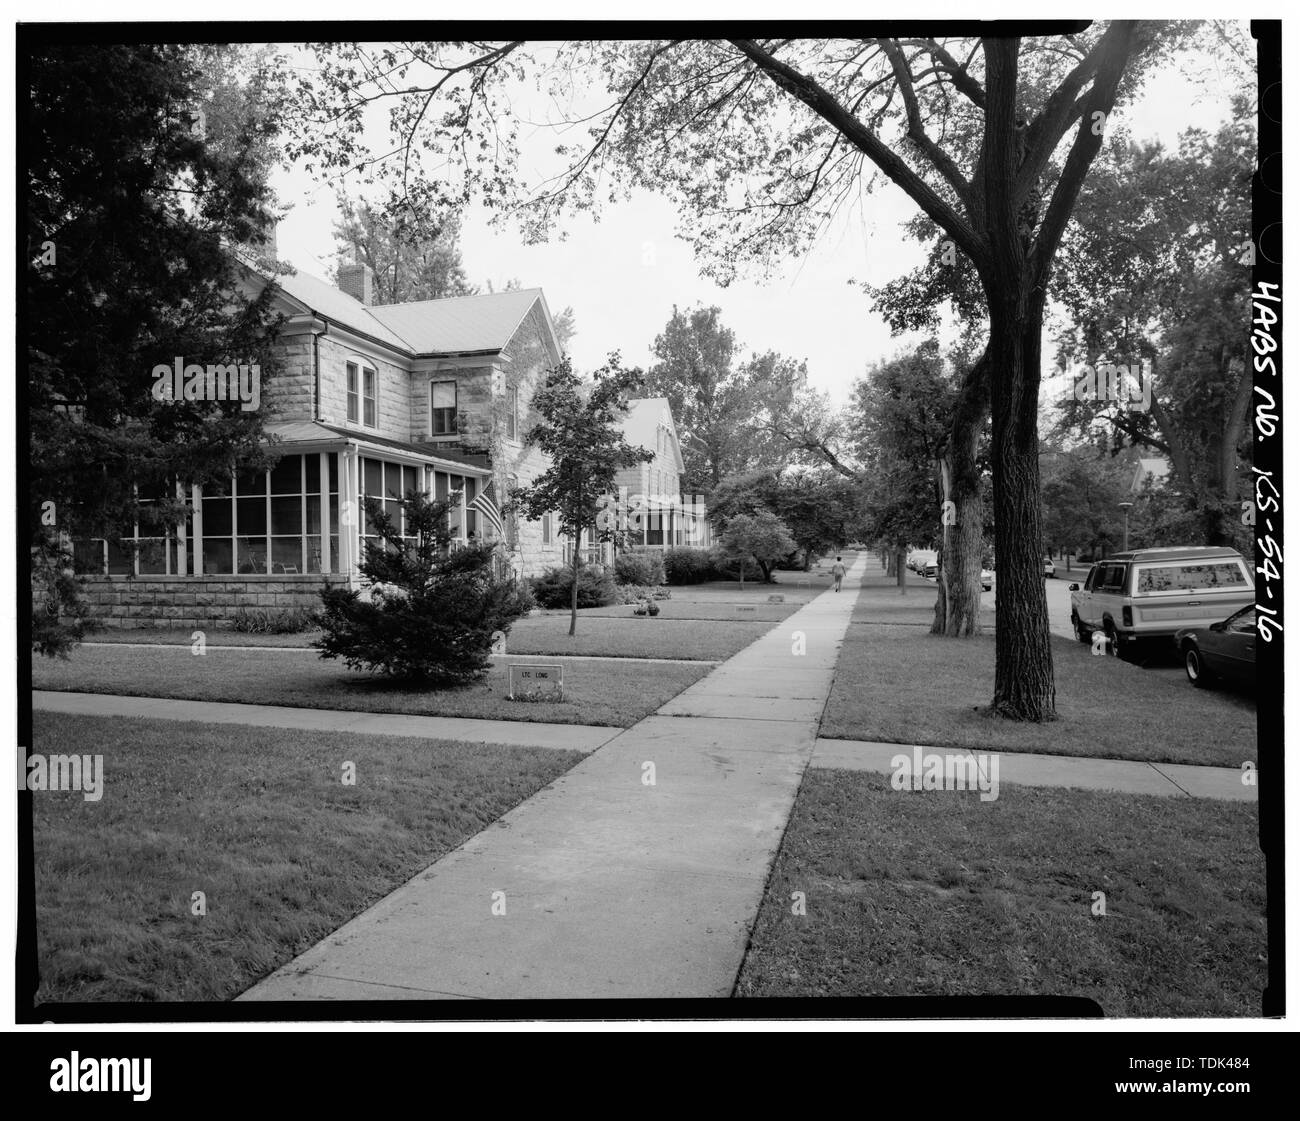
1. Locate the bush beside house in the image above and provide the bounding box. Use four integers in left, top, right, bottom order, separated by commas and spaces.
531, 564, 619, 609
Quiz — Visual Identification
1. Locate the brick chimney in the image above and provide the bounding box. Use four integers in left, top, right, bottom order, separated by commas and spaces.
338, 261, 375, 305
261, 218, 278, 260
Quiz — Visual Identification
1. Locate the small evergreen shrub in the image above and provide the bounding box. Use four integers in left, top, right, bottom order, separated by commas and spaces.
316, 493, 526, 684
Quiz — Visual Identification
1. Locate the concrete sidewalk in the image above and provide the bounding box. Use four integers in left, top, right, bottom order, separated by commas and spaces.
812, 738, 1257, 801
32, 690, 617, 753
238, 552, 870, 1001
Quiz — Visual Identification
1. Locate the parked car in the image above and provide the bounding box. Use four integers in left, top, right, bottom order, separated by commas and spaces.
907, 549, 937, 575
1043, 556, 1056, 578
1068, 546, 1252, 661
1176, 606, 1256, 689
981, 568, 993, 592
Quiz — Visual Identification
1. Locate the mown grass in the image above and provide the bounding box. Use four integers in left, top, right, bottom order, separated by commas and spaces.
735, 769, 1266, 1017
85, 613, 780, 661
31, 711, 583, 1003
821, 621, 1254, 767
32, 644, 710, 728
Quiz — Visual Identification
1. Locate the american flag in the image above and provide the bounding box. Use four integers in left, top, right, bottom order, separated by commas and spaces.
469, 480, 505, 538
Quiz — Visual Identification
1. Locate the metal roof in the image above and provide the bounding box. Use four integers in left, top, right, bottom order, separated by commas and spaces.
262, 420, 491, 475
273, 269, 413, 351
368, 289, 545, 355
272, 268, 549, 358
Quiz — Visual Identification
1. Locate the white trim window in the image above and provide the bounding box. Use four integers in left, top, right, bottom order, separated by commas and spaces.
431, 380, 457, 435
348, 361, 377, 428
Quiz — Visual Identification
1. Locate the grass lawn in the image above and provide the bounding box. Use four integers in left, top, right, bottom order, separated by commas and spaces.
502, 613, 774, 659
735, 769, 1266, 1017
85, 613, 778, 662
850, 572, 997, 628
30, 711, 583, 1003
821, 623, 1255, 767
32, 644, 709, 728
86, 629, 324, 648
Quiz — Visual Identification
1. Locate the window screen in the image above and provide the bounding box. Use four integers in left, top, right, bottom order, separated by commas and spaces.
431, 381, 457, 435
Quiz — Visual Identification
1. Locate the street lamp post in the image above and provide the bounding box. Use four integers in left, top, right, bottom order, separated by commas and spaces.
1118, 501, 1134, 552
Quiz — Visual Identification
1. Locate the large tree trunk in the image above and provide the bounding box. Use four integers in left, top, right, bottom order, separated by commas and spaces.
895, 547, 907, 594
988, 313, 1055, 720
932, 349, 991, 637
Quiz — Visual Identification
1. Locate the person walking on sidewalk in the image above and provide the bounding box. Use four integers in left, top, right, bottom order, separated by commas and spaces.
832, 556, 846, 592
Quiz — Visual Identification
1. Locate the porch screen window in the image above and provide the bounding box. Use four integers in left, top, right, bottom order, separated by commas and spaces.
360, 457, 422, 557
200, 454, 336, 574
431, 381, 456, 435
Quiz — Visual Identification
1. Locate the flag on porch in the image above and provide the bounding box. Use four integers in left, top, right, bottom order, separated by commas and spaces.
469, 481, 506, 539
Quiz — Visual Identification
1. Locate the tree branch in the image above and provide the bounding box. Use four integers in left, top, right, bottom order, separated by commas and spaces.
728, 38, 986, 268
879, 38, 975, 215
1028, 22, 1138, 298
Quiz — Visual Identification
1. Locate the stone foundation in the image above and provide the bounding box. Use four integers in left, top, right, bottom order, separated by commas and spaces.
78, 575, 350, 629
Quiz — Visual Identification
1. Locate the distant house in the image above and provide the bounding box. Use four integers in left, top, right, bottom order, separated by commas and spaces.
1131, 456, 1172, 494
567, 397, 711, 567
73, 261, 700, 626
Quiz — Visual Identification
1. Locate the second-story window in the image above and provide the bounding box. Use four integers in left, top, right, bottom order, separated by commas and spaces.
347, 361, 377, 427
362, 367, 376, 427
506, 385, 519, 440
431, 381, 457, 435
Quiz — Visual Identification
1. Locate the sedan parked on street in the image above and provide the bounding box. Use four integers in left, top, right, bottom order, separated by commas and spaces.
1176, 605, 1256, 689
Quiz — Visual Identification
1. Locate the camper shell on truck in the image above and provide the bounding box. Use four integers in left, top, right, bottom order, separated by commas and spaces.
1069, 546, 1252, 658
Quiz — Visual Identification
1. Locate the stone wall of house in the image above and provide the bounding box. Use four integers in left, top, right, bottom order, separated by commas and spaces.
317, 336, 412, 441
260, 329, 317, 423
412, 366, 494, 448
496, 303, 566, 578
78, 575, 349, 629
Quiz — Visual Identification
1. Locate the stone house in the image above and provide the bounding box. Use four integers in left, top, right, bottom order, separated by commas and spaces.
73, 261, 700, 627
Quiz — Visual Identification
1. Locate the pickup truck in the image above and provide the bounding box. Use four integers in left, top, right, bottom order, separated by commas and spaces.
1069, 546, 1253, 660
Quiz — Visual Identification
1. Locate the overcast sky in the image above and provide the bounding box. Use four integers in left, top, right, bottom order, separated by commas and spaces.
270, 36, 1248, 407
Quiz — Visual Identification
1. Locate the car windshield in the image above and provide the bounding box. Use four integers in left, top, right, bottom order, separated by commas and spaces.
1137, 562, 1247, 593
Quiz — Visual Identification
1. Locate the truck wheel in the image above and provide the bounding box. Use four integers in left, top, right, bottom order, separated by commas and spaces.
1102, 621, 1121, 657
1072, 613, 1091, 644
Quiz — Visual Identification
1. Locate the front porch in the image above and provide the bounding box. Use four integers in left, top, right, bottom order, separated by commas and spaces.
73, 422, 498, 627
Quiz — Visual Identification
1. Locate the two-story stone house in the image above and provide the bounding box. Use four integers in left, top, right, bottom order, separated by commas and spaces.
74, 259, 707, 627
77, 260, 573, 627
